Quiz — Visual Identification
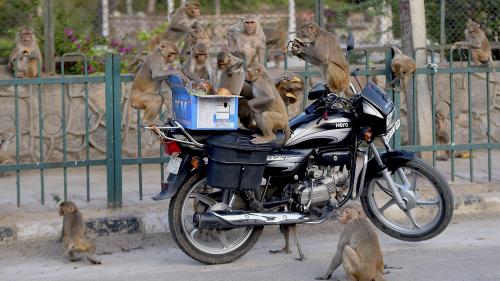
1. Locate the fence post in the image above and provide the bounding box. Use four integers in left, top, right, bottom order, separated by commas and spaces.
315, 0, 325, 29
104, 53, 123, 208
43, 0, 55, 73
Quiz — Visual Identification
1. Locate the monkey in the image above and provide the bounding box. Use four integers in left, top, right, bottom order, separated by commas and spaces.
129, 1, 200, 73
182, 42, 213, 83
160, 1, 201, 44
435, 109, 451, 161
178, 25, 210, 63
0, 139, 13, 177
228, 15, 267, 64
263, 26, 287, 68
238, 71, 303, 130
269, 224, 306, 261
130, 41, 179, 125
245, 62, 290, 145
291, 22, 350, 96
216, 51, 246, 96
8, 26, 42, 78
316, 205, 385, 281
387, 46, 416, 95
58, 201, 101, 264
454, 19, 499, 110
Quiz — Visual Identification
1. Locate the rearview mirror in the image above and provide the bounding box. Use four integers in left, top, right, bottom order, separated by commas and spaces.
347, 33, 355, 52
308, 83, 328, 100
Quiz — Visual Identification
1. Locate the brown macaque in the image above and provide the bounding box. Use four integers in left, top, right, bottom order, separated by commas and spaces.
388, 46, 416, 94
182, 42, 212, 82
245, 62, 290, 144
8, 26, 42, 78
291, 22, 350, 96
239, 72, 303, 130
454, 19, 499, 110
228, 15, 267, 64
274, 72, 303, 106
0, 139, 13, 177
269, 224, 306, 261
179, 25, 210, 63
130, 41, 179, 125
434, 107, 470, 160
130, 1, 201, 73
160, 1, 201, 44
316, 206, 385, 281
58, 201, 101, 264
263, 27, 287, 68
435, 110, 451, 161
216, 51, 245, 95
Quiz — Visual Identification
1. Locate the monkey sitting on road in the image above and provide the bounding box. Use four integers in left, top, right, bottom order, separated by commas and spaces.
269, 224, 305, 261
130, 41, 179, 125
244, 62, 291, 145
291, 22, 350, 96
58, 201, 101, 264
316, 205, 385, 281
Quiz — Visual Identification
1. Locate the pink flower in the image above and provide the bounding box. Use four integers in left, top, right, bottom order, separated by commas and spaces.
64, 28, 74, 37
110, 38, 120, 47
87, 64, 95, 73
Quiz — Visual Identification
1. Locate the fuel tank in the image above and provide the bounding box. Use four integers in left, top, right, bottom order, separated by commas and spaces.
285, 112, 353, 149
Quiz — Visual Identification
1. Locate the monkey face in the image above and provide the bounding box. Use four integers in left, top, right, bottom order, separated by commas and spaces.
186, 3, 201, 18
339, 209, 352, 224
21, 31, 33, 44
245, 63, 264, 81
298, 23, 318, 43
58, 201, 77, 216
243, 20, 257, 35
159, 41, 178, 63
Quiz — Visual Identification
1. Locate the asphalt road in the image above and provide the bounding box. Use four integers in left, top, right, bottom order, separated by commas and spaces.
1, 214, 500, 281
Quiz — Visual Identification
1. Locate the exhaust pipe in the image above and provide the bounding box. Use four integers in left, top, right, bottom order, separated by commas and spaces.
194, 210, 315, 230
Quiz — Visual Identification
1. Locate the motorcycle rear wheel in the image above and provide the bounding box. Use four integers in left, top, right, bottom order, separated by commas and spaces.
168, 172, 263, 264
361, 158, 454, 241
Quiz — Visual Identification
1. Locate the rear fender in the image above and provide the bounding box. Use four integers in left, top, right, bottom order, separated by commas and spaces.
162, 155, 206, 199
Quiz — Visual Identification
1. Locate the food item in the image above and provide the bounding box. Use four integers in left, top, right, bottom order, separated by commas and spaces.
217, 88, 232, 96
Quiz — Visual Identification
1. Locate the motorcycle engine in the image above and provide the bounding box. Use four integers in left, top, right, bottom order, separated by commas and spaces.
294, 164, 350, 211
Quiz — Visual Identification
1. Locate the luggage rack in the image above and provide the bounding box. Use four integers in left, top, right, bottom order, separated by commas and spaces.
143, 119, 205, 148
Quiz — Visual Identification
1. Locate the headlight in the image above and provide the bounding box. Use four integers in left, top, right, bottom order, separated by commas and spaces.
362, 102, 384, 119
386, 109, 394, 128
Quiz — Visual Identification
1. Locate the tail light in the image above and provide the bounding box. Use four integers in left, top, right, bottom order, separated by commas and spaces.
163, 140, 182, 155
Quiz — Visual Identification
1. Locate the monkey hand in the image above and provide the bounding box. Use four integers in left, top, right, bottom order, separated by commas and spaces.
191, 21, 200, 31
453, 41, 465, 48
315, 274, 332, 280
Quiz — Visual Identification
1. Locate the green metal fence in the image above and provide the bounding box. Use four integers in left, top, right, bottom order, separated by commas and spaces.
0, 49, 498, 208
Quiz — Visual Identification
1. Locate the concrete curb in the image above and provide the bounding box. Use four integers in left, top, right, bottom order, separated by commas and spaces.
1, 191, 500, 243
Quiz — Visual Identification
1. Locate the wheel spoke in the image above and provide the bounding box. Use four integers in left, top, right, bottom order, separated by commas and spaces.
410, 171, 418, 192
416, 199, 439, 206
217, 230, 230, 249
404, 210, 421, 229
190, 192, 217, 207
379, 198, 396, 213
189, 228, 198, 240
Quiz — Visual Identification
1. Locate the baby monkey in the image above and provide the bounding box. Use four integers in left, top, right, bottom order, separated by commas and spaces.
58, 201, 101, 264
316, 205, 385, 281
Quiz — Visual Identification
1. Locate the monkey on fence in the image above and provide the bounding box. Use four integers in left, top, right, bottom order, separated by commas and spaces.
291, 22, 350, 96
244, 62, 290, 145
130, 41, 179, 125
58, 201, 101, 264
454, 18, 499, 110
388, 46, 416, 91
8, 26, 42, 78
228, 15, 267, 64
263, 26, 287, 68
316, 204, 385, 281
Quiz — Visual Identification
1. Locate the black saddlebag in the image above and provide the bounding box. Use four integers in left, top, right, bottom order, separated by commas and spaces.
207, 134, 272, 191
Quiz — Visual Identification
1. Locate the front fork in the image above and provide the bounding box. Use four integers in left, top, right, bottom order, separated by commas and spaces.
368, 140, 412, 210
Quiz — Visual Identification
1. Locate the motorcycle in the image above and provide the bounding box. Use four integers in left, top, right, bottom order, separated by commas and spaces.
145, 43, 453, 264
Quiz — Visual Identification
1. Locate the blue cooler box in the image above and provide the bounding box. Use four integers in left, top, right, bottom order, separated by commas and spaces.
166, 75, 239, 130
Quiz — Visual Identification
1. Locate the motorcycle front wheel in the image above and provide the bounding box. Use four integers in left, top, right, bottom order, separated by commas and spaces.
361, 157, 454, 241
168, 172, 263, 264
